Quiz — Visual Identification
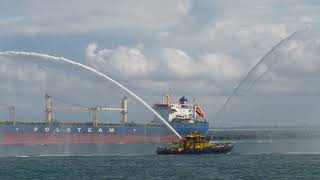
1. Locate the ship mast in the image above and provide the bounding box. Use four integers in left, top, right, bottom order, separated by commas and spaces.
121, 96, 128, 124
45, 93, 53, 124
0, 105, 15, 125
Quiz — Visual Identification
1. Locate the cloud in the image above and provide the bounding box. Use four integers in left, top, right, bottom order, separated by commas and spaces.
86, 43, 150, 77
299, 16, 314, 23
160, 48, 194, 78
0, 0, 192, 35
85, 43, 245, 85
181, 21, 291, 60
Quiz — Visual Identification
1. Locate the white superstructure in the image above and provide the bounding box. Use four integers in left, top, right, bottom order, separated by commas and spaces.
153, 95, 206, 123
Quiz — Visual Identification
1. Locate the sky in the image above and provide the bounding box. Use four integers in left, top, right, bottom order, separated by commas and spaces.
0, 0, 320, 127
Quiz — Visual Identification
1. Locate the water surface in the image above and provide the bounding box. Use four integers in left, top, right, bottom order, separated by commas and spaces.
1, 139, 320, 179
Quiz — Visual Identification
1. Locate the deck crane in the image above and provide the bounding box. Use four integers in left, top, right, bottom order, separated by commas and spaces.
45, 94, 128, 126
0, 105, 15, 125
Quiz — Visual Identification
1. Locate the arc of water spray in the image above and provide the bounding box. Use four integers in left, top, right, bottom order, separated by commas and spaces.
0, 51, 182, 139
246, 37, 306, 91
215, 30, 303, 120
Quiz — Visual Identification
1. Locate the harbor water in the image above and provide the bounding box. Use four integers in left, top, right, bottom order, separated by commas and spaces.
1, 138, 320, 179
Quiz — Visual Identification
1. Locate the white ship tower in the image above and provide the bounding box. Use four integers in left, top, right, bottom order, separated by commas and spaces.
153, 94, 206, 123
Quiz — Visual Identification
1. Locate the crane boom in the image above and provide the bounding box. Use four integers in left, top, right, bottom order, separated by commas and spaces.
45, 94, 128, 126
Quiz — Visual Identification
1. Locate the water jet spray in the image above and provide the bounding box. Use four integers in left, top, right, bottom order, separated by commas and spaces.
215, 30, 304, 122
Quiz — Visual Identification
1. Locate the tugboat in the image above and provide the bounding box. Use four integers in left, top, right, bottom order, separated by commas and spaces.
156, 131, 233, 155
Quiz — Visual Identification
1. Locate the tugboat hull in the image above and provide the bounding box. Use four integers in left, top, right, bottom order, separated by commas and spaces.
157, 143, 233, 155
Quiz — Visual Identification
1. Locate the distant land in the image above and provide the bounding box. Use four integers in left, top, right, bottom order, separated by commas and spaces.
210, 126, 320, 140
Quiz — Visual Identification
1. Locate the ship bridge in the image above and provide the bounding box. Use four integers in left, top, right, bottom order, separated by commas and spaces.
153, 94, 207, 123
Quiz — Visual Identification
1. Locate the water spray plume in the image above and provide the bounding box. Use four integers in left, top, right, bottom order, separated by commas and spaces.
0, 51, 182, 139
246, 38, 305, 91
215, 30, 304, 121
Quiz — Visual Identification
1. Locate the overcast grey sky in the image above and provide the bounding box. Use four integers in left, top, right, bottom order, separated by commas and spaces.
0, 0, 320, 127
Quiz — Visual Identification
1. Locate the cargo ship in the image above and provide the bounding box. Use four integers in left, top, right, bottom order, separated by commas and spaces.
0, 94, 209, 144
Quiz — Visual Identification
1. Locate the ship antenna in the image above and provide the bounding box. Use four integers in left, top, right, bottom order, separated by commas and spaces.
169, 88, 173, 103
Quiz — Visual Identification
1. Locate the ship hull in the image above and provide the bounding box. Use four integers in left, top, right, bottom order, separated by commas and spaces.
0, 122, 209, 145
156, 143, 234, 155
0, 134, 181, 145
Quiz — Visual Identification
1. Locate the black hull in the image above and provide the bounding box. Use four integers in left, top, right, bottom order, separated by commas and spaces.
157, 143, 233, 155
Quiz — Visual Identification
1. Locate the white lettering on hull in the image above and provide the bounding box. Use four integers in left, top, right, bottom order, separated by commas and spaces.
109, 128, 114, 133
27, 126, 122, 134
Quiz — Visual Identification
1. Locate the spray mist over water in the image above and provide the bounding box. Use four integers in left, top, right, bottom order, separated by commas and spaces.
214, 30, 304, 122
0, 51, 182, 139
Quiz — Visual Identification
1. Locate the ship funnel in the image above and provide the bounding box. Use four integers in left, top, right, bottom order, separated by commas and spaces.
179, 96, 188, 104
